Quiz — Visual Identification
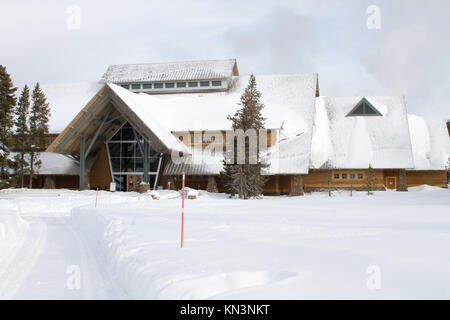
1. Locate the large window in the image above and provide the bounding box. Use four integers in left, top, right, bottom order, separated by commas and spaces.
107, 122, 161, 191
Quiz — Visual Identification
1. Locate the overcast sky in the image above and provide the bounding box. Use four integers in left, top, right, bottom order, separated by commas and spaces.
1, 0, 449, 119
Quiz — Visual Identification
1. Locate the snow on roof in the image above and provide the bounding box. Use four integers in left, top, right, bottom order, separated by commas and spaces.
265, 133, 312, 174
101, 59, 237, 83
8, 152, 91, 175
107, 84, 191, 154
41, 82, 103, 132
129, 73, 318, 134
111, 73, 317, 173
408, 115, 450, 170
311, 96, 415, 169
163, 147, 224, 175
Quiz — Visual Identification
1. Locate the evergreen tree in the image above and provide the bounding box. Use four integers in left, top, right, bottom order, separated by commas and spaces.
220, 75, 268, 199
366, 164, 377, 195
14, 85, 31, 188
0, 65, 17, 189
28, 83, 50, 188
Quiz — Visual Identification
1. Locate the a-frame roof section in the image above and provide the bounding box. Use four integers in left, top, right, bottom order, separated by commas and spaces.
47, 84, 189, 157
346, 97, 382, 117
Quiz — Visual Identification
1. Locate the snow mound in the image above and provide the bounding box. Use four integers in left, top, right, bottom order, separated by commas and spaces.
408, 184, 446, 192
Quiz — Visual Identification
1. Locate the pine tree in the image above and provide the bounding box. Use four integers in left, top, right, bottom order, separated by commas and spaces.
366, 164, 377, 195
14, 85, 31, 188
220, 75, 268, 199
0, 65, 17, 189
28, 83, 50, 188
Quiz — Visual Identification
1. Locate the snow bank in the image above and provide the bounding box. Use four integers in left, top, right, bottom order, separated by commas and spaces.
0, 206, 29, 279
70, 188, 450, 299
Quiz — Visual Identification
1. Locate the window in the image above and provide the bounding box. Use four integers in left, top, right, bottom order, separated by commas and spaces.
177, 82, 186, 88
218, 135, 223, 143
334, 173, 340, 179
121, 84, 130, 89
346, 98, 382, 117
358, 173, 364, 179
188, 82, 198, 87
191, 136, 195, 144
154, 83, 163, 89
200, 81, 210, 87
350, 173, 355, 179
212, 80, 222, 87
131, 84, 141, 90
142, 83, 152, 89
342, 173, 348, 179
165, 83, 175, 88
106, 122, 160, 191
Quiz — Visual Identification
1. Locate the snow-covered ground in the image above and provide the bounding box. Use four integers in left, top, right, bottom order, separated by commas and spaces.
0, 186, 450, 299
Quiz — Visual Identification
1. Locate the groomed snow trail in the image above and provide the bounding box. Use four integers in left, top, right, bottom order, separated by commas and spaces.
0, 214, 126, 299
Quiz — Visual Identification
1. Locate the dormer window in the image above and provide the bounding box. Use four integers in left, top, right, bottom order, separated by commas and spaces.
346, 97, 382, 117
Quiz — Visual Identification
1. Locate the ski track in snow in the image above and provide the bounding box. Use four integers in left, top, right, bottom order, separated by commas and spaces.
1, 188, 450, 299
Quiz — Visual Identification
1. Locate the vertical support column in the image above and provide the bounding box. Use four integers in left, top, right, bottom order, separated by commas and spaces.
290, 175, 304, 196
397, 169, 408, 192
80, 134, 86, 191
275, 175, 280, 195
143, 140, 149, 184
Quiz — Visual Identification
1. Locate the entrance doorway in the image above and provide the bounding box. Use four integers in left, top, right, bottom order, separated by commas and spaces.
127, 174, 143, 192
385, 176, 397, 190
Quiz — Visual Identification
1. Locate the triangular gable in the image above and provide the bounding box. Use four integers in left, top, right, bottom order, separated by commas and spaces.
346, 97, 382, 117
47, 84, 189, 157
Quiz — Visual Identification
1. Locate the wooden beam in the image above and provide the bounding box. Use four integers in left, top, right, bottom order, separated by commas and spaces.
56, 93, 111, 154
85, 106, 113, 160
80, 135, 86, 191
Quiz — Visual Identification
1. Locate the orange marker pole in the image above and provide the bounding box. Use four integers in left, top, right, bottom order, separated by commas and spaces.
181, 172, 185, 248
95, 187, 99, 208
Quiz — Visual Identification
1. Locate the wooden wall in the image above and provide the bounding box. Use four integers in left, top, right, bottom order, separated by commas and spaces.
303, 169, 385, 190
89, 144, 112, 190
406, 170, 447, 187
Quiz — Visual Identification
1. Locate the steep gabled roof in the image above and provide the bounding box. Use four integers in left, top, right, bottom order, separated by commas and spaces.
46, 84, 189, 157
408, 115, 450, 170
311, 96, 415, 169
100, 59, 238, 83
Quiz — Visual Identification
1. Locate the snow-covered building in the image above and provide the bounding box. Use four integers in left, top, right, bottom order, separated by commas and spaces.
35, 59, 449, 193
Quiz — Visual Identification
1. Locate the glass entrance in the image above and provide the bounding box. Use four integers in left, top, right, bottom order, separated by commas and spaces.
127, 174, 142, 192
107, 122, 162, 191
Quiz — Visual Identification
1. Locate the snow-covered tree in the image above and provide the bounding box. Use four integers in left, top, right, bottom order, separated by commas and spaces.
0, 65, 17, 189
221, 75, 268, 199
14, 85, 31, 188
28, 83, 50, 188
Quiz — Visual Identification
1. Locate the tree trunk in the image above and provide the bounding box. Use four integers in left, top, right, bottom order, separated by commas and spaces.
29, 153, 34, 189
206, 176, 218, 193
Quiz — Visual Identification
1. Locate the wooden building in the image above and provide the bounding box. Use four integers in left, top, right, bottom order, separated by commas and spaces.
36, 59, 448, 193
